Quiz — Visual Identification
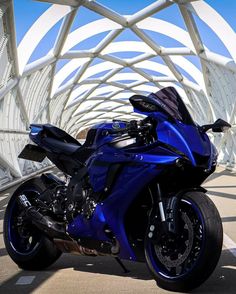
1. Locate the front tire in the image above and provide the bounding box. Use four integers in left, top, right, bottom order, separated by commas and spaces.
145, 192, 223, 292
3, 178, 62, 270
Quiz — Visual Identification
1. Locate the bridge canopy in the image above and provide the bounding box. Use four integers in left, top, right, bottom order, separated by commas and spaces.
0, 0, 235, 187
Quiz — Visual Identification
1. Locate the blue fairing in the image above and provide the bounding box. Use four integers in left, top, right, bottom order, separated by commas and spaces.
68, 164, 163, 259
30, 125, 43, 143
156, 119, 211, 166
68, 140, 180, 259
134, 108, 213, 167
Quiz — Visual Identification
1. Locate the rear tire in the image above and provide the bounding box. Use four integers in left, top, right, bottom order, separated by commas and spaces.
145, 192, 223, 292
3, 178, 62, 270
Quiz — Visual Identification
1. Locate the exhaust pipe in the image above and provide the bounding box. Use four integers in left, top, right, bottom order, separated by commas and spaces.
17, 194, 120, 256
18, 194, 69, 240
53, 238, 119, 256
53, 239, 98, 256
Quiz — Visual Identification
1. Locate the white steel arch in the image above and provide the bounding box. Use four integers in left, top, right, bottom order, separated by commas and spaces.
0, 0, 235, 189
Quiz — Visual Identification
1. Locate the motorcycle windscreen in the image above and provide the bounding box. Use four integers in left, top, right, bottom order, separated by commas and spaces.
150, 87, 194, 125
130, 87, 194, 125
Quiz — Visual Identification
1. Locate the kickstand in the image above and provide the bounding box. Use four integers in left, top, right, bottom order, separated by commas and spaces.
115, 257, 130, 273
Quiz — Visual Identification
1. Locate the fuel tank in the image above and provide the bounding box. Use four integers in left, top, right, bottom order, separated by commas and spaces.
86, 121, 128, 149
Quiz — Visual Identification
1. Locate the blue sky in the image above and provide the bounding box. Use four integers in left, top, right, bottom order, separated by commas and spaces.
13, 0, 236, 73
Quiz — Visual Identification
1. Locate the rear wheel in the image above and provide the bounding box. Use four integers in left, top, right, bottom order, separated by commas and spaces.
145, 192, 223, 292
3, 178, 61, 270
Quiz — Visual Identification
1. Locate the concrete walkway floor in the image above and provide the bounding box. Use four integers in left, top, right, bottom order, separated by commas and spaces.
0, 167, 236, 294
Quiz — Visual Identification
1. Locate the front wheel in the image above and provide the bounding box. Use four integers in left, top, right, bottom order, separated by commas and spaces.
145, 192, 223, 292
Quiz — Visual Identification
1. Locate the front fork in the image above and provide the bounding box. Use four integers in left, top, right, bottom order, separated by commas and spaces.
148, 184, 207, 240
148, 184, 179, 240
156, 184, 166, 222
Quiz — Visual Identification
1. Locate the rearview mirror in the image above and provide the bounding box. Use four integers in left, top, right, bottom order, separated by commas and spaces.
201, 119, 231, 133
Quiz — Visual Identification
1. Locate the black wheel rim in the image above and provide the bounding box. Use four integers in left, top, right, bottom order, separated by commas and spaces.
146, 198, 205, 279
8, 189, 42, 255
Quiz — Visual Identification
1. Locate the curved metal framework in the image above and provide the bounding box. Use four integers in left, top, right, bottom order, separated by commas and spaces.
0, 0, 235, 187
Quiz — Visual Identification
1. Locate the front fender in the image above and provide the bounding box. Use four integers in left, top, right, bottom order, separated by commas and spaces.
175, 186, 207, 197
164, 186, 207, 234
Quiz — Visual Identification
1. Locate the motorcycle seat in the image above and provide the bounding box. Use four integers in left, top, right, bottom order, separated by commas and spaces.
42, 137, 95, 164
33, 124, 96, 163
31, 123, 82, 146
42, 137, 80, 155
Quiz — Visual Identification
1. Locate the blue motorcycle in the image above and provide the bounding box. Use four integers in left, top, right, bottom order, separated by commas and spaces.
3, 87, 231, 291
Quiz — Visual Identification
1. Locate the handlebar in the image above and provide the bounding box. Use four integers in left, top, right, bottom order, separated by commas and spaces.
106, 127, 129, 135
105, 119, 153, 136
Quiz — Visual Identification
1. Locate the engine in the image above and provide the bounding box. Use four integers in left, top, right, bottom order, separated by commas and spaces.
48, 175, 98, 222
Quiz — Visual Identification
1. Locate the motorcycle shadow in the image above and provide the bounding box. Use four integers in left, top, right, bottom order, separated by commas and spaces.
52, 248, 236, 290
54, 254, 152, 280
1, 248, 233, 293
193, 249, 236, 294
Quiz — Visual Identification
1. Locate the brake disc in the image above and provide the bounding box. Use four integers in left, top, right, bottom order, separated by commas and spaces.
154, 212, 194, 268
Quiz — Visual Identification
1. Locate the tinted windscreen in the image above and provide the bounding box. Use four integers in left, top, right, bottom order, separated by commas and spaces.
149, 87, 194, 125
